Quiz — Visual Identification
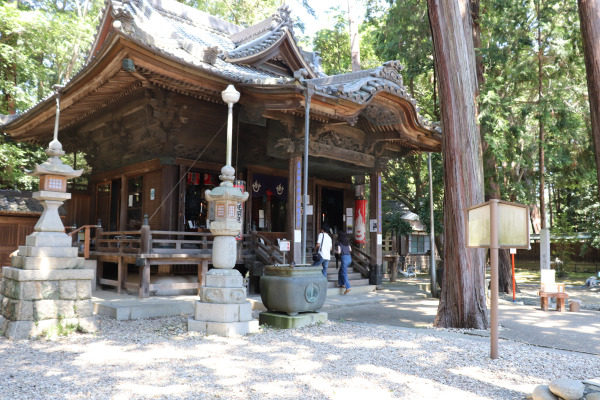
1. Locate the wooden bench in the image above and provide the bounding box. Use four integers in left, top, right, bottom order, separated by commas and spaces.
539, 291, 569, 311
539, 283, 568, 311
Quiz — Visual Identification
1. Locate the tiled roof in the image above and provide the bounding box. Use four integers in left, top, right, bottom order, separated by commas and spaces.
0, 190, 43, 214
0, 190, 67, 215
109, 0, 319, 82
308, 61, 438, 131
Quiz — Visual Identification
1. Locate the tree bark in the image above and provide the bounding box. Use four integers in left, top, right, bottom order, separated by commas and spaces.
428, 0, 488, 329
348, 0, 360, 72
578, 0, 600, 200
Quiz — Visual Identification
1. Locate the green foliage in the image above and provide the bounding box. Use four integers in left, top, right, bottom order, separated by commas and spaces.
382, 204, 413, 236
478, 0, 592, 215
177, 0, 281, 27
0, 134, 46, 190
0, 0, 104, 113
311, 6, 383, 75
381, 153, 444, 241
40, 314, 86, 340
551, 213, 576, 278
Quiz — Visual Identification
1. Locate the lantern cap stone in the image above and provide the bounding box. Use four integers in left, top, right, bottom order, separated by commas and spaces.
27, 141, 83, 178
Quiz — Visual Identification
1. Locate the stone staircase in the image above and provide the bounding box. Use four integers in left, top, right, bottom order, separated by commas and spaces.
323, 257, 375, 296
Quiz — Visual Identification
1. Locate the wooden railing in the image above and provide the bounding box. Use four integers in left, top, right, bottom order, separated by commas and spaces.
350, 244, 370, 277
252, 231, 290, 265
92, 227, 220, 298
145, 230, 213, 255
66, 224, 100, 259
95, 230, 142, 254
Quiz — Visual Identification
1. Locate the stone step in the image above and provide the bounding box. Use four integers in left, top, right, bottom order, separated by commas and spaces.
326, 284, 376, 297
326, 278, 370, 288
327, 272, 363, 281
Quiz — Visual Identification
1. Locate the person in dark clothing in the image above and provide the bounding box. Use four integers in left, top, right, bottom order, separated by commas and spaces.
335, 231, 352, 294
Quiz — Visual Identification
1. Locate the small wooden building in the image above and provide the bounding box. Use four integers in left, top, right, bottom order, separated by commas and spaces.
0, 0, 441, 294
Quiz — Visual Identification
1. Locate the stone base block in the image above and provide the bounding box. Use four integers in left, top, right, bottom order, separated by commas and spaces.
19, 246, 78, 258
84, 260, 97, 291
187, 317, 259, 336
2, 316, 97, 340
12, 255, 84, 270
2, 297, 92, 321
193, 301, 252, 323
259, 311, 328, 329
2, 267, 94, 282
25, 232, 71, 247
199, 286, 246, 304
205, 273, 243, 288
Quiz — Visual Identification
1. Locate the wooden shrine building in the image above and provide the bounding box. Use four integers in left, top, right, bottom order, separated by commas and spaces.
0, 0, 441, 295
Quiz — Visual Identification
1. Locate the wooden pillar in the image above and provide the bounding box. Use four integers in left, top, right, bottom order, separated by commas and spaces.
119, 174, 127, 230
287, 156, 303, 263
178, 165, 186, 232
139, 222, 151, 298
369, 170, 383, 268
161, 164, 178, 231
117, 256, 125, 294
390, 234, 398, 282
138, 259, 150, 298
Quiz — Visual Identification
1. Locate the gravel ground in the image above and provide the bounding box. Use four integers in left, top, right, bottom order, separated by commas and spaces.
1, 315, 599, 400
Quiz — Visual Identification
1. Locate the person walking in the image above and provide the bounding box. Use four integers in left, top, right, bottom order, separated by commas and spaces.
336, 231, 352, 294
313, 224, 332, 277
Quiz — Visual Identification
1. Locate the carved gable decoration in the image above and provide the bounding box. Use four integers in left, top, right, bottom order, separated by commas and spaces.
223, 6, 318, 78
316, 131, 361, 152
363, 104, 401, 126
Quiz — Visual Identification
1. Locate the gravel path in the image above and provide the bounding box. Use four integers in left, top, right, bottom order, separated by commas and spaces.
1, 315, 598, 400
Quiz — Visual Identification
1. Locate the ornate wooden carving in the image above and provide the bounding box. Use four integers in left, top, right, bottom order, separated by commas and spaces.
363, 104, 400, 125
272, 130, 373, 167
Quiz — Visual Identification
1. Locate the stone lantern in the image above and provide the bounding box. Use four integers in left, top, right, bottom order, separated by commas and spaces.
0, 86, 96, 339
187, 85, 257, 336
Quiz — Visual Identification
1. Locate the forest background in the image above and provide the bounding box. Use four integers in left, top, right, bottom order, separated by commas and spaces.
1, 0, 599, 297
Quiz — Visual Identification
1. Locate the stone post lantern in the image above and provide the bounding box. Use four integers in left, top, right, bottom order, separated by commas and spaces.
0, 86, 96, 339
188, 85, 258, 336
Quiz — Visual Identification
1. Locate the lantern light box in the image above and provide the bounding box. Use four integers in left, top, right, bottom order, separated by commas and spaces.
466, 200, 530, 249
39, 175, 67, 193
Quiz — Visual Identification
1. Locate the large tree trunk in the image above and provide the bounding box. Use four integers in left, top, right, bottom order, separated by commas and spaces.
429, 0, 488, 329
579, 0, 600, 199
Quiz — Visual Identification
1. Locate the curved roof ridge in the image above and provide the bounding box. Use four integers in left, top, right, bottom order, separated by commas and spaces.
308, 61, 438, 131
130, 0, 241, 35
230, 5, 294, 46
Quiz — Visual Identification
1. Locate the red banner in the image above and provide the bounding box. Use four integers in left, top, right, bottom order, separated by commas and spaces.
354, 199, 367, 243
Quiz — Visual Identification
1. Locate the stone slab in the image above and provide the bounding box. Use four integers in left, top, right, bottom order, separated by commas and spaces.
34, 190, 72, 201
187, 317, 259, 336
2, 267, 94, 281
193, 301, 252, 323
199, 286, 246, 304
18, 246, 78, 258
259, 311, 328, 329
3, 316, 97, 340
25, 232, 71, 247
12, 255, 84, 270
93, 300, 193, 321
